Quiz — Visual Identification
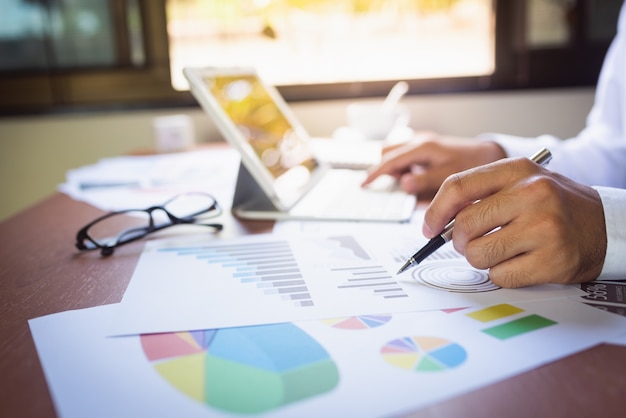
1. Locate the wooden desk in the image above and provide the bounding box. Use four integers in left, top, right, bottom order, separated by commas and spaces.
1, 193, 625, 417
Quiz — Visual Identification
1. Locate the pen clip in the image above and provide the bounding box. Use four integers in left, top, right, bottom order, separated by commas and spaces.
530, 147, 552, 167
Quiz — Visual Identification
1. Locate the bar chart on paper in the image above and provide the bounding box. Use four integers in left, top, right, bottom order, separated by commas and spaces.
158, 234, 408, 309
160, 240, 316, 307
333, 265, 408, 299
111, 232, 585, 336
315, 235, 408, 299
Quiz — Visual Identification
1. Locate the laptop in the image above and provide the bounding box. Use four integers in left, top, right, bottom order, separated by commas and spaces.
183, 66, 416, 222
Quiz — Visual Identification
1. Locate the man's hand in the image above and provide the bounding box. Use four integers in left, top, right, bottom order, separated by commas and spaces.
423, 157, 607, 288
362, 132, 506, 197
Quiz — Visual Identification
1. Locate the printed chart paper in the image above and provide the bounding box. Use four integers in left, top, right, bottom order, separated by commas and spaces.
579, 280, 626, 317
110, 233, 584, 335
579, 280, 626, 345
29, 299, 626, 418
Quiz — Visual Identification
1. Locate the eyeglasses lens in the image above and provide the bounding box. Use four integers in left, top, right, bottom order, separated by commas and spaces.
164, 193, 217, 219
87, 211, 152, 247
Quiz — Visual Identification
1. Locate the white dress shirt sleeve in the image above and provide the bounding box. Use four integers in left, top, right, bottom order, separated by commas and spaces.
477, 2, 626, 279
594, 187, 626, 279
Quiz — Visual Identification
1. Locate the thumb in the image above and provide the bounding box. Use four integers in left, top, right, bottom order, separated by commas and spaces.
399, 165, 455, 196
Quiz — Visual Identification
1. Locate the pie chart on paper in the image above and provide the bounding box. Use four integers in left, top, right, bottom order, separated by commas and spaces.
380, 336, 467, 372
322, 314, 392, 330
141, 323, 339, 414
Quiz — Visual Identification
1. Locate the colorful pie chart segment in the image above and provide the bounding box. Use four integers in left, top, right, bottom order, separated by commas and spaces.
322, 314, 392, 330
381, 336, 467, 372
141, 323, 339, 414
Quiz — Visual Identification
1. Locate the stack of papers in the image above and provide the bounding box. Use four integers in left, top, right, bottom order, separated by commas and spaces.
59, 148, 240, 212
29, 151, 626, 417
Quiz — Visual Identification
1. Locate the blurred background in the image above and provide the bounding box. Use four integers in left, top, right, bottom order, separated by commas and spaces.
0, 0, 621, 221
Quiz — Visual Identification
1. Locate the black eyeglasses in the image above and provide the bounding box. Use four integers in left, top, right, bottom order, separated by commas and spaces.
75, 192, 223, 256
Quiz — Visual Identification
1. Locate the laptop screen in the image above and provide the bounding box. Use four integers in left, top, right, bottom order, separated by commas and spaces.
202, 73, 320, 190
185, 67, 330, 209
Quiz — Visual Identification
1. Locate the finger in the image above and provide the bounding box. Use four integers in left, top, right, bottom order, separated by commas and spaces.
362, 137, 444, 186
423, 158, 541, 238
398, 164, 460, 196
462, 217, 531, 269
471, 219, 591, 288
362, 145, 424, 186
380, 142, 405, 156
487, 247, 573, 288
460, 175, 569, 262
487, 254, 540, 288
449, 185, 524, 253
464, 212, 576, 288
462, 226, 555, 288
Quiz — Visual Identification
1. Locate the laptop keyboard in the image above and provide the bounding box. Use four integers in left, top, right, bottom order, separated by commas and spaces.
291, 170, 416, 222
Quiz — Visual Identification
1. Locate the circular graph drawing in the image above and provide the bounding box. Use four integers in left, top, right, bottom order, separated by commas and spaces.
322, 314, 392, 330
140, 323, 339, 414
412, 260, 500, 292
381, 336, 467, 372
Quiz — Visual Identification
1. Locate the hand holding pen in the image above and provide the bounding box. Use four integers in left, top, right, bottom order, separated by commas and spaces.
399, 147, 607, 288
398, 148, 552, 274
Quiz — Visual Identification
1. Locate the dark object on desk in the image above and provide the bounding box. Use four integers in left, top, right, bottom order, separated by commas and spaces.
75, 192, 222, 256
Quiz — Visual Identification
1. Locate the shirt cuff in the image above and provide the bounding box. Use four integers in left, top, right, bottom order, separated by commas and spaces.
594, 186, 626, 280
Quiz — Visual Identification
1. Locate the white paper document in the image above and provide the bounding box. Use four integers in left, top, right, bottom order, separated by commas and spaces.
29, 298, 626, 418
59, 148, 240, 212
110, 232, 585, 335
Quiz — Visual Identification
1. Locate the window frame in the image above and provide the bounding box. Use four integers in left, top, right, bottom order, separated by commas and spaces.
0, 0, 616, 116
0, 0, 185, 114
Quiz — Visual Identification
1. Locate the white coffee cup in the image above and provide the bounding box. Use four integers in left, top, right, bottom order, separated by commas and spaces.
346, 102, 410, 140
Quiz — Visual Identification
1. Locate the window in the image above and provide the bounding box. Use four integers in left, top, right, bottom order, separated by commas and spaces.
0, 0, 181, 113
1, 0, 119, 71
166, 0, 495, 90
513, 0, 623, 88
0, 0, 621, 115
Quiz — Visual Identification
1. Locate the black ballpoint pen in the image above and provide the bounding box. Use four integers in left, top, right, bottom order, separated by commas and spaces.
396, 147, 553, 274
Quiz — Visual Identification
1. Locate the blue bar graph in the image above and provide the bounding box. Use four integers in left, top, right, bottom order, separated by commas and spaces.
160, 241, 314, 307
